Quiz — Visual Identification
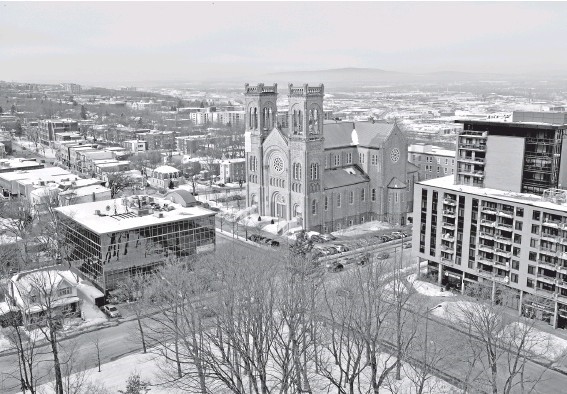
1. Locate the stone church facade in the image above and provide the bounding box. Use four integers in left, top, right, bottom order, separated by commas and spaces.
244, 83, 417, 233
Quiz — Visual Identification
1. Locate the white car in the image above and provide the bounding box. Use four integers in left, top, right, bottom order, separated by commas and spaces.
101, 305, 121, 318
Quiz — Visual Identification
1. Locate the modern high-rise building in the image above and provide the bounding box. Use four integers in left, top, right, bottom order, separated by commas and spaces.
414, 112, 567, 329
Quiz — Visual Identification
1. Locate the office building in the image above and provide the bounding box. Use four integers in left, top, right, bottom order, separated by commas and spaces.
408, 143, 455, 181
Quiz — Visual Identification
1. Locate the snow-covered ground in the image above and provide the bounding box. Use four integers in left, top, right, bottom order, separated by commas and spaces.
430, 301, 489, 324
0, 328, 12, 352
502, 322, 567, 361
15, 139, 57, 159
331, 220, 393, 237
33, 345, 459, 394
407, 274, 456, 298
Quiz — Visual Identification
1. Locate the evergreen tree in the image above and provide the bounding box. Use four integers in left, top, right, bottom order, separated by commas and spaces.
119, 374, 150, 394
10, 104, 16, 115
80, 105, 88, 120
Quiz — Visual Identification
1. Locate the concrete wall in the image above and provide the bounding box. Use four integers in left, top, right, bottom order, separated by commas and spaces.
485, 135, 524, 193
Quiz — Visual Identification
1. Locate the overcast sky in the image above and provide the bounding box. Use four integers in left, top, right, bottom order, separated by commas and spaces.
2, 1, 567, 85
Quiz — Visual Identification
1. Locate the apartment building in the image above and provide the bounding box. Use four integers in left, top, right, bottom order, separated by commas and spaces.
408, 143, 456, 181
38, 119, 80, 145
414, 113, 567, 329
219, 158, 246, 184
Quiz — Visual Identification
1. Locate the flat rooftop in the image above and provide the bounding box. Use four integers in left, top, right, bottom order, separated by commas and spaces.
455, 119, 565, 130
55, 195, 216, 234
0, 167, 73, 182
420, 176, 567, 213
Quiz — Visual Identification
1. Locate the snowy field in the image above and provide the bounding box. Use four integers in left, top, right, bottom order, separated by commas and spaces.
331, 220, 393, 237
407, 274, 456, 298
33, 346, 460, 394
430, 301, 490, 324
0, 328, 11, 352
501, 322, 567, 361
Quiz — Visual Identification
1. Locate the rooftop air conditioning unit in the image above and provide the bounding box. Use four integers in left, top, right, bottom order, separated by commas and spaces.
95, 210, 101, 215
154, 212, 164, 218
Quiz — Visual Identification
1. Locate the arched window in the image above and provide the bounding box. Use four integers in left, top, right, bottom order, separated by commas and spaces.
293, 163, 302, 180
311, 199, 318, 215
310, 163, 319, 180
324, 196, 328, 210
371, 188, 377, 201
361, 188, 366, 201
349, 191, 354, 204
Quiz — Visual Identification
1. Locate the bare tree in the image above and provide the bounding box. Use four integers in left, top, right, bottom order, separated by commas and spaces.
456, 283, 559, 394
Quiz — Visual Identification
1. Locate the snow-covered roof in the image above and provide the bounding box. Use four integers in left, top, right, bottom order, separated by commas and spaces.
59, 184, 111, 197
55, 195, 216, 234
420, 176, 567, 213
152, 165, 179, 174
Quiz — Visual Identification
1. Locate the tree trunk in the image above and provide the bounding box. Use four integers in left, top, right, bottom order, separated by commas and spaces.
49, 330, 64, 394
137, 315, 147, 354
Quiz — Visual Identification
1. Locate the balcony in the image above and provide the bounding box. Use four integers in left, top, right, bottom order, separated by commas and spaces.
556, 279, 567, 289
442, 235, 455, 243
481, 219, 497, 227
441, 245, 454, 253
495, 235, 512, 245
481, 207, 498, 215
556, 293, 567, 303
478, 244, 494, 253
539, 246, 558, 256
558, 237, 567, 246
458, 156, 485, 165
494, 261, 510, 270
537, 274, 556, 285
443, 210, 456, 217
479, 232, 495, 240
442, 222, 456, 230
498, 210, 515, 219
496, 222, 513, 230
459, 131, 487, 138
460, 143, 487, 151
443, 199, 456, 206
477, 269, 492, 277
541, 233, 558, 243
494, 249, 512, 258
441, 257, 453, 264
542, 220, 562, 229
493, 273, 509, 284
477, 256, 494, 265
557, 265, 567, 275
535, 287, 556, 299
538, 260, 557, 270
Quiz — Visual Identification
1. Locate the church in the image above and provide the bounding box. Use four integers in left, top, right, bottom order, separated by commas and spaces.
244, 83, 418, 233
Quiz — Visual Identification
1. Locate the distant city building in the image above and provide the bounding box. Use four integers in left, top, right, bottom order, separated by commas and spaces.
219, 158, 246, 184
414, 112, 567, 329
244, 83, 417, 232
55, 195, 217, 293
38, 119, 80, 146
147, 165, 184, 190
408, 143, 456, 181
62, 83, 82, 94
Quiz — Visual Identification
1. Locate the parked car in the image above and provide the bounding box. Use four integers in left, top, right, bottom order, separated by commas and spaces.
381, 235, 393, 242
319, 233, 337, 242
326, 261, 344, 273
310, 235, 327, 243
391, 232, 404, 239
376, 252, 390, 260
403, 242, 412, 249
332, 244, 350, 253
101, 305, 121, 318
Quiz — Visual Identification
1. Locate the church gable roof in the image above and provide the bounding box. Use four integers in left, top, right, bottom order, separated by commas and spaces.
324, 166, 369, 190
263, 126, 289, 147
322, 120, 395, 149
387, 177, 407, 189
407, 161, 419, 173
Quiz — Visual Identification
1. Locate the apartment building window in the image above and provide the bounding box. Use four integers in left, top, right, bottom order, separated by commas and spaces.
349, 191, 354, 204
514, 234, 522, 244
516, 207, 523, 217
334, 155, 341, 166
361, 189, 365, 201
513, 247, 521, 257
346, 153, 352, 164
515, 221, 523, 231
531, 224, 539, 235
530, 238, 538, 248
451, 169, 454, 174
371, 188, 376, 201
444, 168, 448, 174
445, 158, 449, 165
337, 194, 341, 207
371, 154, 378, 166
437, 167, 440, 174
533, 210, 541, 221
451, 159, 455, 166
527, 279, 534, 288
359, 152, 365, 164
528, 252, 537, 262
412, 154, 416, 161
528, 265, 535, 275
436, 158, 441, 165
511, 273, 518, 283
511, 260, 520, 270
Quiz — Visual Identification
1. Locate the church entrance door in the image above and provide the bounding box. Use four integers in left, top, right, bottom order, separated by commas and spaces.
272, 193, 287, 220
